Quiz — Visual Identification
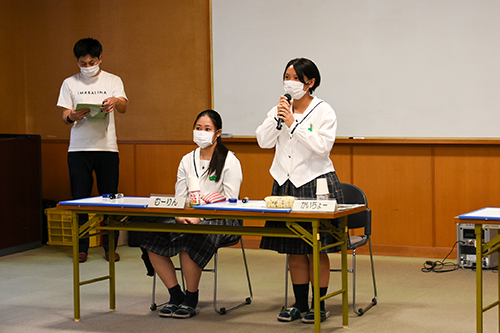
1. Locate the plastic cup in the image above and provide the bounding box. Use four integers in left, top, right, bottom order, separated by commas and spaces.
316, 178, 329, 195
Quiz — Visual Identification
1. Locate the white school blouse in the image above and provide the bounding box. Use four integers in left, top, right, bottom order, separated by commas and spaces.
255, 97, 337, 188
175, 148, 242, 199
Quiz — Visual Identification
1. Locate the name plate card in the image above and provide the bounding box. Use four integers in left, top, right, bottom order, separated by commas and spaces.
148, 195, 185, 209
292, 200, 338, 212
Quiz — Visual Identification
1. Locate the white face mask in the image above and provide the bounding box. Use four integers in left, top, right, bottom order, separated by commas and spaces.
283, 80, 309, 100
79, 63, 100, 78
193, 130, 216, 149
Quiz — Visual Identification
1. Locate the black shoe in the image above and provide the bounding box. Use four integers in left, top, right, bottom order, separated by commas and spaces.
78, 252, 88, 263
105, 252, 120, 261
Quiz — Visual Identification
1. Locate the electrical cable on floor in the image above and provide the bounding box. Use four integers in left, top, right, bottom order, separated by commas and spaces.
471, 265, 498, 272
421, 241, 460, 273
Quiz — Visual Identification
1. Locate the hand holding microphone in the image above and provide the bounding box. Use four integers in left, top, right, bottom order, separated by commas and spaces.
276, 93, 292, 130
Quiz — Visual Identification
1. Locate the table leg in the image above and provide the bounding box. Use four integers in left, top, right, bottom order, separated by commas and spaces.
341, 216, 348, 328
312, 220, 321, 333
108, 228, 116, 311
72, 212, 80, 321
475, 224, 482, 333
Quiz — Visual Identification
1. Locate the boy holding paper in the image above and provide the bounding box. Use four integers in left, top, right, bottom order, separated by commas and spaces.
57, 37, 128, 263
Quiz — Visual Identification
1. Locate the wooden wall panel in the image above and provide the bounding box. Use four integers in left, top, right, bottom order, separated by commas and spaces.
0, 1, 25, 135
331, 145, 352, 184
41, 141, 72, 202
225, 143, 275, 200
351, 145, 434, 248
117, 144, 136, 196
135, 144, 196, 196
434, 146, 500, 248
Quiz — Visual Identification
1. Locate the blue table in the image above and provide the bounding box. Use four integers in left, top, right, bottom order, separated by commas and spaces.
58, 197, 366, 332
457, 208, 500, 333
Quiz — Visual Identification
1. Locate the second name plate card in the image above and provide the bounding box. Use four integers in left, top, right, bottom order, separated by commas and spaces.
292, 199, 338, 212
148, 195, 185, 209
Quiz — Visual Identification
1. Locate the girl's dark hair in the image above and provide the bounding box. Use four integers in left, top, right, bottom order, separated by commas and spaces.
194, 109, 228, 182
283, 58, 321, 94
73, 38, 102, 59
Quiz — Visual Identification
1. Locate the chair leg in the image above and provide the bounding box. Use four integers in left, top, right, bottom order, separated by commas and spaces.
150, 272, 158, 311
284, 254, 289, 309
213, 239, 253, 315
352, 248, 358, 314
240, 240, 254, 303
353, 236, 378, 316
213, 251, 220, 313
150, 270, 171, 311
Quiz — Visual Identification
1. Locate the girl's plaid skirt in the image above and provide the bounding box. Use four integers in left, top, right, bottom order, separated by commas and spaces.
141, 218, 241, 269
259, 171, 344, 254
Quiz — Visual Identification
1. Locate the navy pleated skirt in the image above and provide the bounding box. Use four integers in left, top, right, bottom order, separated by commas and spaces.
259, 171, 344, 254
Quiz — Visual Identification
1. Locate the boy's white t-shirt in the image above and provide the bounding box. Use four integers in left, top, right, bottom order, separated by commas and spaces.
57, 70, 127, 152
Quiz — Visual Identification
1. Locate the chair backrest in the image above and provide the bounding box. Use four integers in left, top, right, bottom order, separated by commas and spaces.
339, 183, 372, 236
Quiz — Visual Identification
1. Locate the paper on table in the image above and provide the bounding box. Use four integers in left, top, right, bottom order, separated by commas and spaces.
59, 196, 149, 208
458, 207, 500, 220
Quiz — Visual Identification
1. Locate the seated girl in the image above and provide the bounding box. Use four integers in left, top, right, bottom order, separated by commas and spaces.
141, 109, 243, 319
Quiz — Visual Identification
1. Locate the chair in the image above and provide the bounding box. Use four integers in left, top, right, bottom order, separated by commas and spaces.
284, 182, 377, 316
150, 236, 253, 315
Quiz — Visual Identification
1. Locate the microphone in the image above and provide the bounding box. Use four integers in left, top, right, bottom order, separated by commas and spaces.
276, 93, 292, 130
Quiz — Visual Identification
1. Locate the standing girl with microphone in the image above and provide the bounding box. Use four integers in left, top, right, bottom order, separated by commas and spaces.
256, 58, 344, 324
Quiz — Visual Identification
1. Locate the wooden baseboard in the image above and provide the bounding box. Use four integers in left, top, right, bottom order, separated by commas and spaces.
237, 236, 457, 260
362, 244, 457, 259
